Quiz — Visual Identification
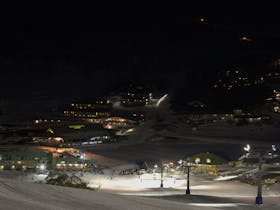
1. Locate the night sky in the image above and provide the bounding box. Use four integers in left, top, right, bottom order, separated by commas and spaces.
2, 6, 280, 100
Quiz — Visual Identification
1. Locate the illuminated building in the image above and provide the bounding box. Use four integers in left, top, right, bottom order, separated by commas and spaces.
69, 99, 112, 110
265, 90, 280, 113
0, 150, 52, 171
54, 155, 96, 170
32, 136, 64, 144
79, 135, 117, 146
120, 85, 153, 106
186, 113, 234, 123
121, 92, 151, 106
86, 116, 136, 129
234, 114, 270, 123
273, 90, 280, 101
131, 112, 145, 121
64, 99, 112, 119
213, 69, 265, 90
33, 119, 62, 125
186, 108, 269, 125
188, 101, 206, 108
63, 110, 110, 118
274, 106, 280, 113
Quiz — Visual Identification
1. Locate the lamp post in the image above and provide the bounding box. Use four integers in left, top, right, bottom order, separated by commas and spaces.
155, 163, 168, 188
186, 163, 191, 194
242, 144, 279, 205
160, 166, 164, 188
243, 144, 263, 204
178, 159, 193, 194
185, 162, 194, 195
255, 153, 263, 205
80, 153, 86, 173
154, 164, 162, 187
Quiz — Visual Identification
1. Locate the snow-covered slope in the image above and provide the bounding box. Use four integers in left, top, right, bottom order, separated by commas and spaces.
0, 178, 216, 210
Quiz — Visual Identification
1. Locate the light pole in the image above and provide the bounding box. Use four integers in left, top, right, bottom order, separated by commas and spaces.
242, 144, 279, 205
184, 162, 194, 195
160, 166, 164, 188
186, 163, 191, 194
256, 153, 263, 205
153, 164, 157, 177
243, 144, 263, 204
80, 153, 86, 173
154, 163, 168, 188
178, 159, 192, 194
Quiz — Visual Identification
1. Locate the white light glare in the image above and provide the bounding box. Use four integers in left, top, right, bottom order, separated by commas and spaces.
243, 144, 251, 152
39, 164, 46, 170
80, 154, 85, 160
188, 203, 240, 207
156, 94, 168, 107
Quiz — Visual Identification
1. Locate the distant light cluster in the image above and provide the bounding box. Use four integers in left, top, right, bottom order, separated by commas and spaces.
213, 70, 264, 90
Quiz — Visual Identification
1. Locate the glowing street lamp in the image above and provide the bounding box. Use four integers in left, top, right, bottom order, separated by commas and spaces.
180, 160, 194, 195
178, 160, 183, 165
37, 163, 47, 174
39, 164, 46, 171
154, 163, 167, 188
195, 157, 200, 164
185, 162, 193, 195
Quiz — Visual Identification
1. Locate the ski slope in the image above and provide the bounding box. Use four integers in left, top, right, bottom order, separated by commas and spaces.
0, 178, 218, 210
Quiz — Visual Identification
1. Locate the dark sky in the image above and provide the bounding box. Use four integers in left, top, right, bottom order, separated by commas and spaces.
2, 6, 280, 99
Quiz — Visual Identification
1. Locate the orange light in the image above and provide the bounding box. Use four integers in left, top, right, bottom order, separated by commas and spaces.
240, 36, 252, 42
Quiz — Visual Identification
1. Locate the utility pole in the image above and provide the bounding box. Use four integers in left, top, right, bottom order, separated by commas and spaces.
256, 154, 263, 204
